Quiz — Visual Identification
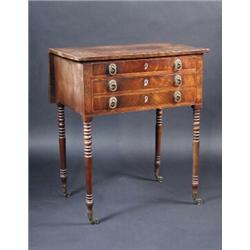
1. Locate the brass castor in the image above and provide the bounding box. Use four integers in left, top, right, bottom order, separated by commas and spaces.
155, 175, 164, 183
63, 192, 71, 198
89, 218, 100, 225
88, 213, 100, 225
62, 184, 70, 198
193, 197, 203, 205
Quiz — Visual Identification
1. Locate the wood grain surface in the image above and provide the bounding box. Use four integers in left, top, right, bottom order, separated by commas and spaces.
93, 87, 196, 113
49, 44, 205, 117
92, 55, 199, 75
53, 56, 84, 114
92, 71, 198, 95
49, 43, 209, 62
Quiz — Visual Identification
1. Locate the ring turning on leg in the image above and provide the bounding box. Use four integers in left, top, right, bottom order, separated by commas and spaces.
83, 118, 99, 224
154, 109, 164, 182
57, 103, 70, 197
192, 106, 202, 205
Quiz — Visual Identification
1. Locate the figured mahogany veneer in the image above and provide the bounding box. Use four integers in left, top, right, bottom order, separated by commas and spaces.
92, 71, 197, 94
92, 55, 199, 75
48, 43, 209, 224
93, 88, 197, 112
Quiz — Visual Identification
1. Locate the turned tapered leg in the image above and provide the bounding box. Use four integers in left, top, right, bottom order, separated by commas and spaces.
192, 105, 202, 205
154, 109, 164, 182
57, 103, 70, 197
83, 118, 99, 224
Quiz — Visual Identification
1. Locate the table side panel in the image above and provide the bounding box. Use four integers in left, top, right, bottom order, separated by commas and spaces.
53, 56, 84, 114
48, 53, 56, 103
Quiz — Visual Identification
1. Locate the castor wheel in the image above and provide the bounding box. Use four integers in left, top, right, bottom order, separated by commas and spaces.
193, 197, 203, 205
62, 185, 70, 198
88, 213, 100, 225
89, 218, 100, 225
63, 192, 71, 198
155, 175, 164, 183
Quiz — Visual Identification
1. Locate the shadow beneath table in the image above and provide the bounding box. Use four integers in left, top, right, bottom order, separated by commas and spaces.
70, 186, 84, 196
121, 173, 156, 182
100, 197, 194, 222
33, 221, 90, 227
70, 172, 156, 196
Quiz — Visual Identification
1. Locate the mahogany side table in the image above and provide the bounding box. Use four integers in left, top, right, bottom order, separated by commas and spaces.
48, 43, 209, 224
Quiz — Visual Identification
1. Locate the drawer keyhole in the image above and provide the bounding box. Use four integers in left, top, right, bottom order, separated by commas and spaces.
144, 78, 149, 87
144, 95, 149, 103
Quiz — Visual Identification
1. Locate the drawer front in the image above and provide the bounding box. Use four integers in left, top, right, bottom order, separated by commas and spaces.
93, 71, 197, 95
92, 56, 199, 76
93, 88, 196, 112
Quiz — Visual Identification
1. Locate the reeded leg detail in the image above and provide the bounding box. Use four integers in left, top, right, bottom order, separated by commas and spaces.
192, 106, 202, 205
57, 103, 70, 198
83, 118, 99, 224
154, 109, 164, 182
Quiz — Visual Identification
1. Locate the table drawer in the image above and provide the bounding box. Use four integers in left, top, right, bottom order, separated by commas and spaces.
93, 71, 197, 95
92, 56, 199, 76
93, 88, 196, 112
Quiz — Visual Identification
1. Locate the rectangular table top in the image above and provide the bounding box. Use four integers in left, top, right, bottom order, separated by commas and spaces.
49, 43, 209, 62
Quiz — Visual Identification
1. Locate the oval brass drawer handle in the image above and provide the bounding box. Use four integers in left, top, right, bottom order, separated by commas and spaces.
174, 74, 182, 86
109, 96, 118, 109
174, 58, 182, 71
173, 91, 182, 103
108, 63, 117, 75
108, 79, 117, 92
